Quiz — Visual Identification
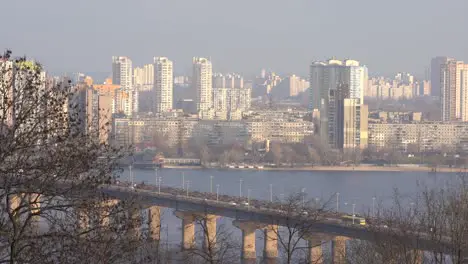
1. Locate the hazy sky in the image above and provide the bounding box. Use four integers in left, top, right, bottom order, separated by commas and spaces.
2, 0, 467, 78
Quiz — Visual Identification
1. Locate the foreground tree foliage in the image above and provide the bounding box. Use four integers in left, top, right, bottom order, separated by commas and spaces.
0, 51, 159, 263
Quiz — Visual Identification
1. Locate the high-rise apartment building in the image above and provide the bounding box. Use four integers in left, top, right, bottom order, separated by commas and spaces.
441, 60, 468, 121
112, 56, 137, 116
343, 99, 368, 150
326, 84, 368, 149
420, 80, 431, 96
212, 73, 251, 120
309, 59, 367, 112
192, 57, 213, 119
213, 87, 251, 120
133, 64, 154, 87
112, 56, 133, 90
310, 59, 368, 149
153, 57, 173, 113
431, 56, 453, 97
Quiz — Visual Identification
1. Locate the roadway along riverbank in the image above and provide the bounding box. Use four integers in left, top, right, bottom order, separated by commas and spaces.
162, 165, 464, 173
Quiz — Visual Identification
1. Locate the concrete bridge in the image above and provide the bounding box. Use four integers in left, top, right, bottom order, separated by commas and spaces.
97, 183, 452, 264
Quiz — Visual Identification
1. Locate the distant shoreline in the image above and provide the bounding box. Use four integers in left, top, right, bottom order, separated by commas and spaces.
157, 165, 465, 173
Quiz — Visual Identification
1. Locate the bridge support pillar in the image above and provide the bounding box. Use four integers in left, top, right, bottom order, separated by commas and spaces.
303, 234, 327, 264
128, 206, 141, 238
307, 242, 323, 264
204, 214, 220, 250
148, 206, 161, 242
28, 193, 41, 223
332, 236, 349, 264
175, 211, 196, 250
9, 193, 41, 219
263, 224, 278, 262
233, 220, 265, 264
100, 199, 119, 227
414, 250, 424, 264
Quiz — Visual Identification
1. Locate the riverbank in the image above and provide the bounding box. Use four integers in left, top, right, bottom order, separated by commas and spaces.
161, 164, 465, 173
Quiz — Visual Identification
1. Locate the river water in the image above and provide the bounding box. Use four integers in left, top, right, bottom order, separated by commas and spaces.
119, 168, 459, 256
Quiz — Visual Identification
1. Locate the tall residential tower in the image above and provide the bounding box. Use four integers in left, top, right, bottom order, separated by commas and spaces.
441, 60, 468, 121
192, 57, 213, 119
112, 56, 137, 116
153, 57, 173, 113
431, 56, 453, 97
309, 58, 368, 150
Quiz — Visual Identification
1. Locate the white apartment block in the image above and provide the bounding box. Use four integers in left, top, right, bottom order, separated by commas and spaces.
113, 117, 198, 148
112, 56, 138, 116
368, 122, 468, 152
246, 119, 314, 143
192, 57, 213, 119
112, 56, 133, 91
213, 87, 251, 120
154, 57, 173, 113
133, 64, 154, 87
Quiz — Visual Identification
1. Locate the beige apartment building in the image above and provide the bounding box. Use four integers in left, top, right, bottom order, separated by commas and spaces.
113, 117, 199, 148
441, 60, 468, 121
153, 57, 173, 113
246, 119, 314, 143
193, 57, 213, 119
368, 122, 468, 152
113, 112, 314, 149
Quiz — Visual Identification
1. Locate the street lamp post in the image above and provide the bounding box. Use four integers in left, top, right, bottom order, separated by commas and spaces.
182, 172, 185, 190
158, 177, 162, 194
186, 180, 190, 197
269, 184, 273, 202
216, 184, 220, 201
301, 188, 306, 208
239, 179, 243, 197
248, 189, 251, 210
280, 193, 284, 210
154, 167, 158, 186
210, 175, 214, 193
372, 197, 376, 218
352, 203, 356, 225
129, 165, 133, 187
336, 192, 340, 213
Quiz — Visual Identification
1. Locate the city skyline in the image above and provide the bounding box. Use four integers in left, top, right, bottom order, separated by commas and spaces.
2, 0, 468, 77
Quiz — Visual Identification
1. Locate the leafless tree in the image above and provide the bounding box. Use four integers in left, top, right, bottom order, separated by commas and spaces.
182, 213, 240, 264
347, 176, 468, 264
347, 189, 426, 264
264, 192, 331, 264
0, 52, 153, 263
270, 142, 282, 166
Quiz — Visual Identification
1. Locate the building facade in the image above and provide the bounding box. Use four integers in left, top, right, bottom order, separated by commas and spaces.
309, 59, 367, 112
368, 122, 468, 152
441, 60, 468, 121
112, 56, 136, 116
192, 57, 213, 119
133, 64, 154, 87
431, 56, 453, 97
112, 56, 133, 91
154, 57, 173, 113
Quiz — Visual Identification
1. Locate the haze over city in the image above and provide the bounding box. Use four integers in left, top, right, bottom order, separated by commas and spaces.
2, 0, 468, 77
4, 1, 468, 263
